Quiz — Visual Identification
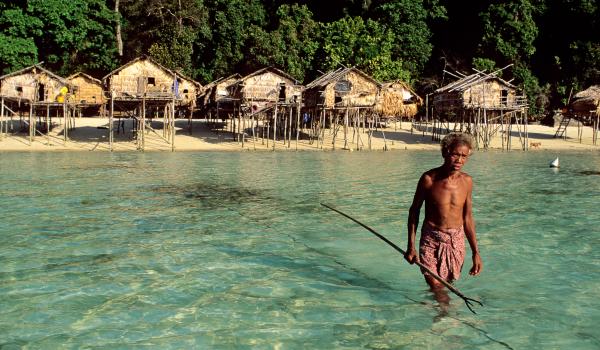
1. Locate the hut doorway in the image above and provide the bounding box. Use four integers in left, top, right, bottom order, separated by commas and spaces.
37, 84, 45, 101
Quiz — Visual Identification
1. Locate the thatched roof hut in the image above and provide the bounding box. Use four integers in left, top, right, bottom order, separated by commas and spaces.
433, 72, 526, 113
102, 56, 201, 106
0, 64, 71, 103
570, 85, 600, 115
67, 72, 105, 105
375, 80, 422, 119
227, 67, 302, 106
304, 67, 381, 109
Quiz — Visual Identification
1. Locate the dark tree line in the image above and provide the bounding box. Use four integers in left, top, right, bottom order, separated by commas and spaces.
1, 0, 598, 117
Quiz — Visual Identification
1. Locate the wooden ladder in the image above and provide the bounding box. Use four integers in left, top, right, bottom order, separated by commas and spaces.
554, 115, 571, 138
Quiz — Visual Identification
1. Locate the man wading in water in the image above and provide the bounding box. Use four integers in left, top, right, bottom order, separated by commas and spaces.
404, 132, 483, 306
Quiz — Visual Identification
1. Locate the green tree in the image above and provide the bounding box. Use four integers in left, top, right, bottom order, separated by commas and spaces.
532, 0, 599, 106
246, 4, 320, 82
147, 0, 209, 76
193, 0, 268, 82
319, 16, 410, 82
25, 0, 119, 76
371, 0, 446, 79
0, 4, 41, 73
479, 0, 545, 115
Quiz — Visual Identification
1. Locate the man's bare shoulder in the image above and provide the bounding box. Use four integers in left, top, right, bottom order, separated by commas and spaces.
420, 168, 439, 183
459, 171, 473, 187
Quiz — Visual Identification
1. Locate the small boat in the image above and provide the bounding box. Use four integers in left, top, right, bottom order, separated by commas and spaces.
549, 157, 560, 168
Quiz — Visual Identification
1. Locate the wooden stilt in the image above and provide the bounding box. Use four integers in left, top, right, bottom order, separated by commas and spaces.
109, 91, 114, 151
272, 102, 278, 150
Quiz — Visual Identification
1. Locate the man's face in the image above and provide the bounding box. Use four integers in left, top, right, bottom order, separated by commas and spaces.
444, 144, 471, 171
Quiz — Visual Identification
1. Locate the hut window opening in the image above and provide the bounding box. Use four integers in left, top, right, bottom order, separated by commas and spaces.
183, 89, 189, 93
335, 95, 342, 104
15, 86, 23, 93
501, 90, 508, 106
147, 77, 156, 86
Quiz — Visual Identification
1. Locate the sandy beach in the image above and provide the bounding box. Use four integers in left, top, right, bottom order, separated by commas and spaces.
0, 116, 598, 152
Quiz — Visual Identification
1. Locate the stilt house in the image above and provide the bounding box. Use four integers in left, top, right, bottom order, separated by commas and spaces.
0, 64, 71, 104
431, 67, 529, 150
66, 72, 105, 116
102, 56, 201, 108
0, 64, 75, 142
227, 67, 302, 112
303, 67, 381, 110
569, 85, 600, 119
67, 72, 105, 105
433, 70, 527, 119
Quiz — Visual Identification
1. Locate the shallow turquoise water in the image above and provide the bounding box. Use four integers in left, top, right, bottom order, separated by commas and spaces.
1, 150, 599, 349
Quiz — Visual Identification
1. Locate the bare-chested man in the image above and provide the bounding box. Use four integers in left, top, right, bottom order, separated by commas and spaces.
404, 132, 482, 304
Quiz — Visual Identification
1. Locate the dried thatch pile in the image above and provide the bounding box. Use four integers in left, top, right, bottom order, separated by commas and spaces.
375, 80, 422, 118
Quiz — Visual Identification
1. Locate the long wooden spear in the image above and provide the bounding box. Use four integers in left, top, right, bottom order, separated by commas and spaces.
321, 203, 483, 314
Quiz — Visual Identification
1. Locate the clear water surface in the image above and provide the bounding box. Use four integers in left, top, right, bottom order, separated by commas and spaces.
1, 150, 599, 349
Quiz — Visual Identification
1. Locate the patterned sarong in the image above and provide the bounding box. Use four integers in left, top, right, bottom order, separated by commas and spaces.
419, 223, 465, 283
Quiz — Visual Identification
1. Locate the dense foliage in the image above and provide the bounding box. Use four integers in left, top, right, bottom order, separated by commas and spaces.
0, 0, 597, 117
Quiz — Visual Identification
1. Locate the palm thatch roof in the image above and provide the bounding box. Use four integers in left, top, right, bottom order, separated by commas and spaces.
570, 85, 600, 115
0, 63, 68, 84
102, 55, 201, 89
305, 66, 380, 90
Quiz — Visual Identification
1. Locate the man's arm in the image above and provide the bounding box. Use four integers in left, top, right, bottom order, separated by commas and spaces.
405, 174, 428, 264
463, 177, 482, 275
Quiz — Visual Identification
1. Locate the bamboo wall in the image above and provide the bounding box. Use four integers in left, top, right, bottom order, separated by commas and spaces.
434, 80, 517, 111
322, 71, 379, 108
68, 74, 105, 104
462, 80, 516, 108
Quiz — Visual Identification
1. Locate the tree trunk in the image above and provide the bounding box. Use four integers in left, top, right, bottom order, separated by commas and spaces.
115, 0, 123, 56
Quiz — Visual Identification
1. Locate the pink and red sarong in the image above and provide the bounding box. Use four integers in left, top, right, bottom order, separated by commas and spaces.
419, 223, 465, 283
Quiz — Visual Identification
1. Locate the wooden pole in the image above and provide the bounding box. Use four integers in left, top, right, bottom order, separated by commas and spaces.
343, 107, 349, 149
29, 103, 33, 144
288, 105, 293, 148
0, 97, 4, 140
252, 114, 257, 150
171, 101, 176, 151
273, 101, 278, 150
594, 112, 600, 145
141, 96, 146, 151
109, 90, 114, 151
295, 97, 301, 150
62, 102, 67, 145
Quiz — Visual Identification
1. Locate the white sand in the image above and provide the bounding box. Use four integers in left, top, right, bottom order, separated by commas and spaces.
0, 117, 598, 152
